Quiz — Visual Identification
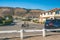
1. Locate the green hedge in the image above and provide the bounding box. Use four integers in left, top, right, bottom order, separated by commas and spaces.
33, 20, 40, 23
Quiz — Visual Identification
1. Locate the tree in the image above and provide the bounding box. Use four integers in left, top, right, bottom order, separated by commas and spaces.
3, 15, 13, 24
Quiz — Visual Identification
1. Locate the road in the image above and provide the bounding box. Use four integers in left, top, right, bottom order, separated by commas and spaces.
0, 20, 44, 31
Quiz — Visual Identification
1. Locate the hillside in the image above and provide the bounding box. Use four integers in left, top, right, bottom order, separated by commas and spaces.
0, 7, 45, 18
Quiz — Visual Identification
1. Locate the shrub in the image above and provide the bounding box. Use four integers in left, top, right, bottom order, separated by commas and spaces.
33, 20, 39, 23
0, 18, 4, 25
0, 15, 13, 25
3, 15, 13, 24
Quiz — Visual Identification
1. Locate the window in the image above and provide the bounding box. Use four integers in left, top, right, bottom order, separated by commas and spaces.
44, 13, 46, 15
56, 10, 60, 14
59, 11, 60, 13
48, 12, 52, 15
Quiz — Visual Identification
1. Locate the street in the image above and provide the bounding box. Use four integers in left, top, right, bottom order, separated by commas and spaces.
0, 20, 44, 31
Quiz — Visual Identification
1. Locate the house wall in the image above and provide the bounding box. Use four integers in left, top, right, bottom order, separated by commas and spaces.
39, 9, 60, 22
39, 11, 60, 23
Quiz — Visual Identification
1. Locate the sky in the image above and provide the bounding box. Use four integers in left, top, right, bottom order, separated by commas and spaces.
0, 0, 60, 10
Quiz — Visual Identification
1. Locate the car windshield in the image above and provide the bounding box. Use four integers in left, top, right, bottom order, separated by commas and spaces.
46, 19, 55, 23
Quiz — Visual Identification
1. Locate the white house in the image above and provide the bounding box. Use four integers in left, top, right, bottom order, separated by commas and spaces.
39, 8, 60, 23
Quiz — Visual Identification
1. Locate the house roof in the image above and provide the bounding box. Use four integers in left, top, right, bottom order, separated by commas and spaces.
30, 10, 45, 13
48, 8, 60, 12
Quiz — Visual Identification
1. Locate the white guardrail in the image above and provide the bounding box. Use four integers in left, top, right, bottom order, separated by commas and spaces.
0, 29, 60, 40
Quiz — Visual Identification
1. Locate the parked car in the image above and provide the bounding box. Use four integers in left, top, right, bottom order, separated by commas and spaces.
45, 19, 60, 29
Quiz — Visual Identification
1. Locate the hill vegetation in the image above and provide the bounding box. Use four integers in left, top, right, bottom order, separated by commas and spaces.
0, 7, 45, 18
